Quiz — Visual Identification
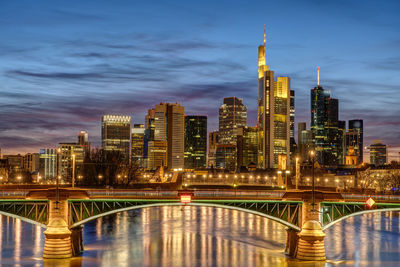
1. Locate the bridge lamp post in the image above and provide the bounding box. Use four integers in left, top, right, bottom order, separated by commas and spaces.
285, 170, 290, 190
277, 170, 282, 187
71, 154, 76, 188
310, 150, 316, 212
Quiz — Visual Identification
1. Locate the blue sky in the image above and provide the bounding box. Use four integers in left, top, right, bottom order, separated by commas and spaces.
0, 0, 399, 161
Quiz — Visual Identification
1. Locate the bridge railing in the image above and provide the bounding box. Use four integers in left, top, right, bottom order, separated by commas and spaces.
343, 193, 400, 202
0, 190, 29, 198
87, 190, 179, 198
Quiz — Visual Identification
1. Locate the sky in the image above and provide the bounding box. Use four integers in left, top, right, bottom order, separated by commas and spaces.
0, 0, 399, 161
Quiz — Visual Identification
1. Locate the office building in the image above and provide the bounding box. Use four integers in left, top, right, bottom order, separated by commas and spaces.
184, 115, 207, 169
257, 29, 291, 169
131, 124, 145, 168
208, 131, 219, 168
237, 126, 258, 169
297, 122, 314, 162
218, 97, 247, 145
310, 67, 341, 166
145, 103, 184, 170
58, 143, 84, 183
39, 148, 57, 180
216, 144, 236, 171
349, 119, 363, 164
23, 153, 40, 173
369, 141, 387, 166
78, 131, 91, 158
101, 115, 131, 162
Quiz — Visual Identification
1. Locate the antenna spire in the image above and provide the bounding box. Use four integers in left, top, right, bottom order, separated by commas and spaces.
317, 66, 320, 86
263, 24, 266, 46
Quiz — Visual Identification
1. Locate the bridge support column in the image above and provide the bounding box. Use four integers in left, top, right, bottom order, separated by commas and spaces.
43, 217, 72, 259
71, 226, 84, 256
285, 228, 299, 257
296, 220, 326, 261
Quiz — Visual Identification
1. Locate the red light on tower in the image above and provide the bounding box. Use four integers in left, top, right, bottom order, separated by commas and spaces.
180, 194, 192, 204
366, 197, 375, 208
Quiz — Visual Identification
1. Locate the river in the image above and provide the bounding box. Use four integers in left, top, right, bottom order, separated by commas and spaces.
1, 206, 400, 266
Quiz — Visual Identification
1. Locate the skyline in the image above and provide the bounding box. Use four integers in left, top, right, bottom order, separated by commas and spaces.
1, 0, 399, 161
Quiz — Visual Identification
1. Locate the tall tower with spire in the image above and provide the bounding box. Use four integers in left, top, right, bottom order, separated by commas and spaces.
257, 27, 291, 170
311, 67, 340, 166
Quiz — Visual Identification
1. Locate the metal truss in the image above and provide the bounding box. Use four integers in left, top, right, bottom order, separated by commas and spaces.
0, 200, 48, 224
194, 200, 302, 227
321, 202, 400, 227
69, 199, 302, 228
68, 199, 177, 225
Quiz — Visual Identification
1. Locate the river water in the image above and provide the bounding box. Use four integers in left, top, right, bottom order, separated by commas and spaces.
1, 206, 400, 266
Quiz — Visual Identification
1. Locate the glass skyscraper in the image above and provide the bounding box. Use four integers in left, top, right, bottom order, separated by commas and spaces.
184, 115, 207, 169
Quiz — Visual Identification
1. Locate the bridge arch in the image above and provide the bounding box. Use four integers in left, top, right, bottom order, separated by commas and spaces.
322, 207, 400, 231
0, 211, 47, 229
70, 202, 301, 231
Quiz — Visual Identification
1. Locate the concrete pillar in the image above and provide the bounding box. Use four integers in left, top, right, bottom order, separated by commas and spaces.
71, 226, 84, 256
296, 220, 326, 261
285, 228, 299, 257
43, 217, 72, 259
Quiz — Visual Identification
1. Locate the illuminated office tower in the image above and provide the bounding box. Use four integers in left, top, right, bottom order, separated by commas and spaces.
219, 97, 247, 145
337, 120, 346, 165
369, 141, 387, 166
207, 131, 219, 168
101, 115, 131, 162
131, 124, 145, 168
257, 27, 291, 169
310, 67, 340, 166
145, 103, 185, 170
349, 119, 363, 164
39, 148, 57, 180
298, 122, 314, 162
216, 144, 236, 171
78, 130, 91, 157
184, 115, 207, 169
58, 143, 84, 183
237, 126, 258, 169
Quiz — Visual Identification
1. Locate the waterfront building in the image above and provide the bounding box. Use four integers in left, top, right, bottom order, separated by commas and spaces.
218, 97, 247, 145
369, 141, 387, 166
147, 141, 167, 170
237, 126, 258, 169
131, 124, 145, 168
208, 131, 219, 168
2, 154, 24, 173
101, 115, 131, 162
257, 28, 291, 169
39, 148, 57, 180
184, 115, 207, 169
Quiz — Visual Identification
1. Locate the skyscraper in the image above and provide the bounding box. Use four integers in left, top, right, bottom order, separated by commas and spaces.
257, 27, 291, 169
131, 124, 145, 168
58, 143, 84, 182
310, 67, 340, 166
349, 119, 363, 164
207, 131, 219, 168
290, 89, 296, 164
298, 122, 314, 162
101, 115, 131, 162
145, 103, 184, 170
218, 97, 247, 145
184, 115, 207, 169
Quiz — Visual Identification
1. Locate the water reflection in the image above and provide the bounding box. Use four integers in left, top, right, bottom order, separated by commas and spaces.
2, 208, 400, 266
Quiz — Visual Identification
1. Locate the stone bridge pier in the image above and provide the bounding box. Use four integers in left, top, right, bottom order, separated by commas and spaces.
28, 189, 89, 259
283, 190, 343, 261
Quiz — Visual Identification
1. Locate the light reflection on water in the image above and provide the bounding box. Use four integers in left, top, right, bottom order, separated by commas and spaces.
1, 207, 400, 266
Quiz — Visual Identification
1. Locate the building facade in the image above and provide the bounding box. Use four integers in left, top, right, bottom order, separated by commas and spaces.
58, 143, 84, 183
237, 126, 258, 169
349, 119, 363, 164
257, 33, 291, 169
184, 115, 207, 169
369, 141, 387, 166
218, 97, 247, 145
39, 148, 57, 180
101, 115, 131, 162
207, 131, 219, 168
131, 124, 145, 168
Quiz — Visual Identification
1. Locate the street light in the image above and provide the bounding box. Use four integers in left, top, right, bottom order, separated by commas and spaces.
72, 154, 76, 188
310, 150, 316, 212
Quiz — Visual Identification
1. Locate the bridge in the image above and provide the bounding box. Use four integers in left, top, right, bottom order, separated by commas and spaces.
1, 188, 400, 261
